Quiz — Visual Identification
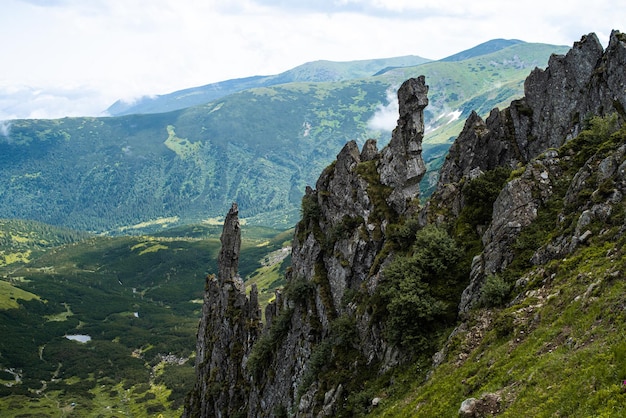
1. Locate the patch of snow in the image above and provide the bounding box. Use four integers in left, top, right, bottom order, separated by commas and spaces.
447, 110, 462, 124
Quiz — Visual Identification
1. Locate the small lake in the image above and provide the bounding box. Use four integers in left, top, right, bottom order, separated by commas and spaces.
65, 334, 91, 343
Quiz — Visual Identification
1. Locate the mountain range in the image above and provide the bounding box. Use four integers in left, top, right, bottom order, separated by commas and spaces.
0, 39, 569, 233
1, 30, 625, 417
183, 30, 626, 417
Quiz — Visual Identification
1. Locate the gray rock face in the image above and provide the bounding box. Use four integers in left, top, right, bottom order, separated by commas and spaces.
379, 76, 429, 214
435, 31, 625, 205
437, 109, 521, 188
430, 108, 522, 220
217, 203, 242, 282
183, 203, 261, 418
519, 33, 605, 156
431, 31, 626, 313
249, 77, 429, 415
458, 151, 563, 313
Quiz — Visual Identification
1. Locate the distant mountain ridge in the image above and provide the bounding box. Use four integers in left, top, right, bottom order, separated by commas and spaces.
440, 38, 525, 62
106, 55, 431, 116
106, 39, 539, 117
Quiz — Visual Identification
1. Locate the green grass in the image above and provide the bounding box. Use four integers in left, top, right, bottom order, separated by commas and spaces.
368, 241, 626, 417
0, 280, 40, 309
244, 247, 291, 310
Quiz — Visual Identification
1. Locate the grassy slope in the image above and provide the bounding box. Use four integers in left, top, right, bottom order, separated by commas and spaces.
107, 55, 432, 116
372, 242, 626, 417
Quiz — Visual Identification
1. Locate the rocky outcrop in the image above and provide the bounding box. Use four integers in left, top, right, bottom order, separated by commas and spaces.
458, 393, 502, 417
185, 77, 430, 417
183, 203, 261, 418
430, 32, 626, 219
458, 150, 564, 312
185, 30, 626, 418
379, 76, 429, 214
430, 31, 626, 313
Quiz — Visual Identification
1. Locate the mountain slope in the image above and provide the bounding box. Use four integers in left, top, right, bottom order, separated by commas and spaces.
108, 39, 543, 118
440, 38, 525, 62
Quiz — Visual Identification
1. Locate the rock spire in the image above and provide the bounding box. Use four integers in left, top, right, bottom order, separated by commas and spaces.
183, 203, 261, 418
379, 75, 429, 214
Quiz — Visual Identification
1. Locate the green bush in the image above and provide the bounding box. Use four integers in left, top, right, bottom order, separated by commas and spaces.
461, 166, 513, 227
300, 193, 321, 224
562, 113, 622, 166
299, 340, 333, 393
377, 225, 463, 350
387, 216, 421, 248
479, 274, 511, 307
284, 276, 315, 305
492, 311, 515, 337
247, 308, 294, 379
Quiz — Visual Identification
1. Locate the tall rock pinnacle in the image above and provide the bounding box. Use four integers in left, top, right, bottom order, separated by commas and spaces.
183, 202, 260, 418
217, 202, 241, 283
379, 75, 429, 213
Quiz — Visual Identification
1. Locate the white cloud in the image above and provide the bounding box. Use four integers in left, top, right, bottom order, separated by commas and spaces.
0, 121, 11, 137
0, 84, 107, 120
367, 87, 399, 132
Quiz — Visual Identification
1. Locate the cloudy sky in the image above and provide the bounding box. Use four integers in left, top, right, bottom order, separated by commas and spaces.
0, 0, 623, 120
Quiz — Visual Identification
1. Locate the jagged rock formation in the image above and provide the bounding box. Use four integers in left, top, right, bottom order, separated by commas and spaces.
430, 31, 626, 218
245, 76, 430, 416
185, 30, 626, 417
185, 77, 429, 417
379, 75, 429, 214
427, 30, 626, 313
184, 203, 261, 418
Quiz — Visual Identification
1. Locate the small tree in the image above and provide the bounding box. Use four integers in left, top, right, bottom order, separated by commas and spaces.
378, 225, 462, 350
479, 274, 510, 307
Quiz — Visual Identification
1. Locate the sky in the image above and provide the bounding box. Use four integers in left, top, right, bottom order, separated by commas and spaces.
0, 0, 624, 120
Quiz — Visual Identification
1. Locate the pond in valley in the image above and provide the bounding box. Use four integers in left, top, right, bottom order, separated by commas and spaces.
65, 334, 91, 343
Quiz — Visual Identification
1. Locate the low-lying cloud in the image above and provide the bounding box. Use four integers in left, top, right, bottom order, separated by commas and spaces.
0, 84, 110, 120
367, 86, 399, 132
0, 120, 12, 143
0, 120, 10, 136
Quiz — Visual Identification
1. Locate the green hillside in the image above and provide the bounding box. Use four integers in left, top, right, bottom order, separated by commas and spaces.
108, 38, 529, 117
0, 220, 288, 416
0, 42, 569, 233
106, 55, 431, 116
0, 219, 90, 267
